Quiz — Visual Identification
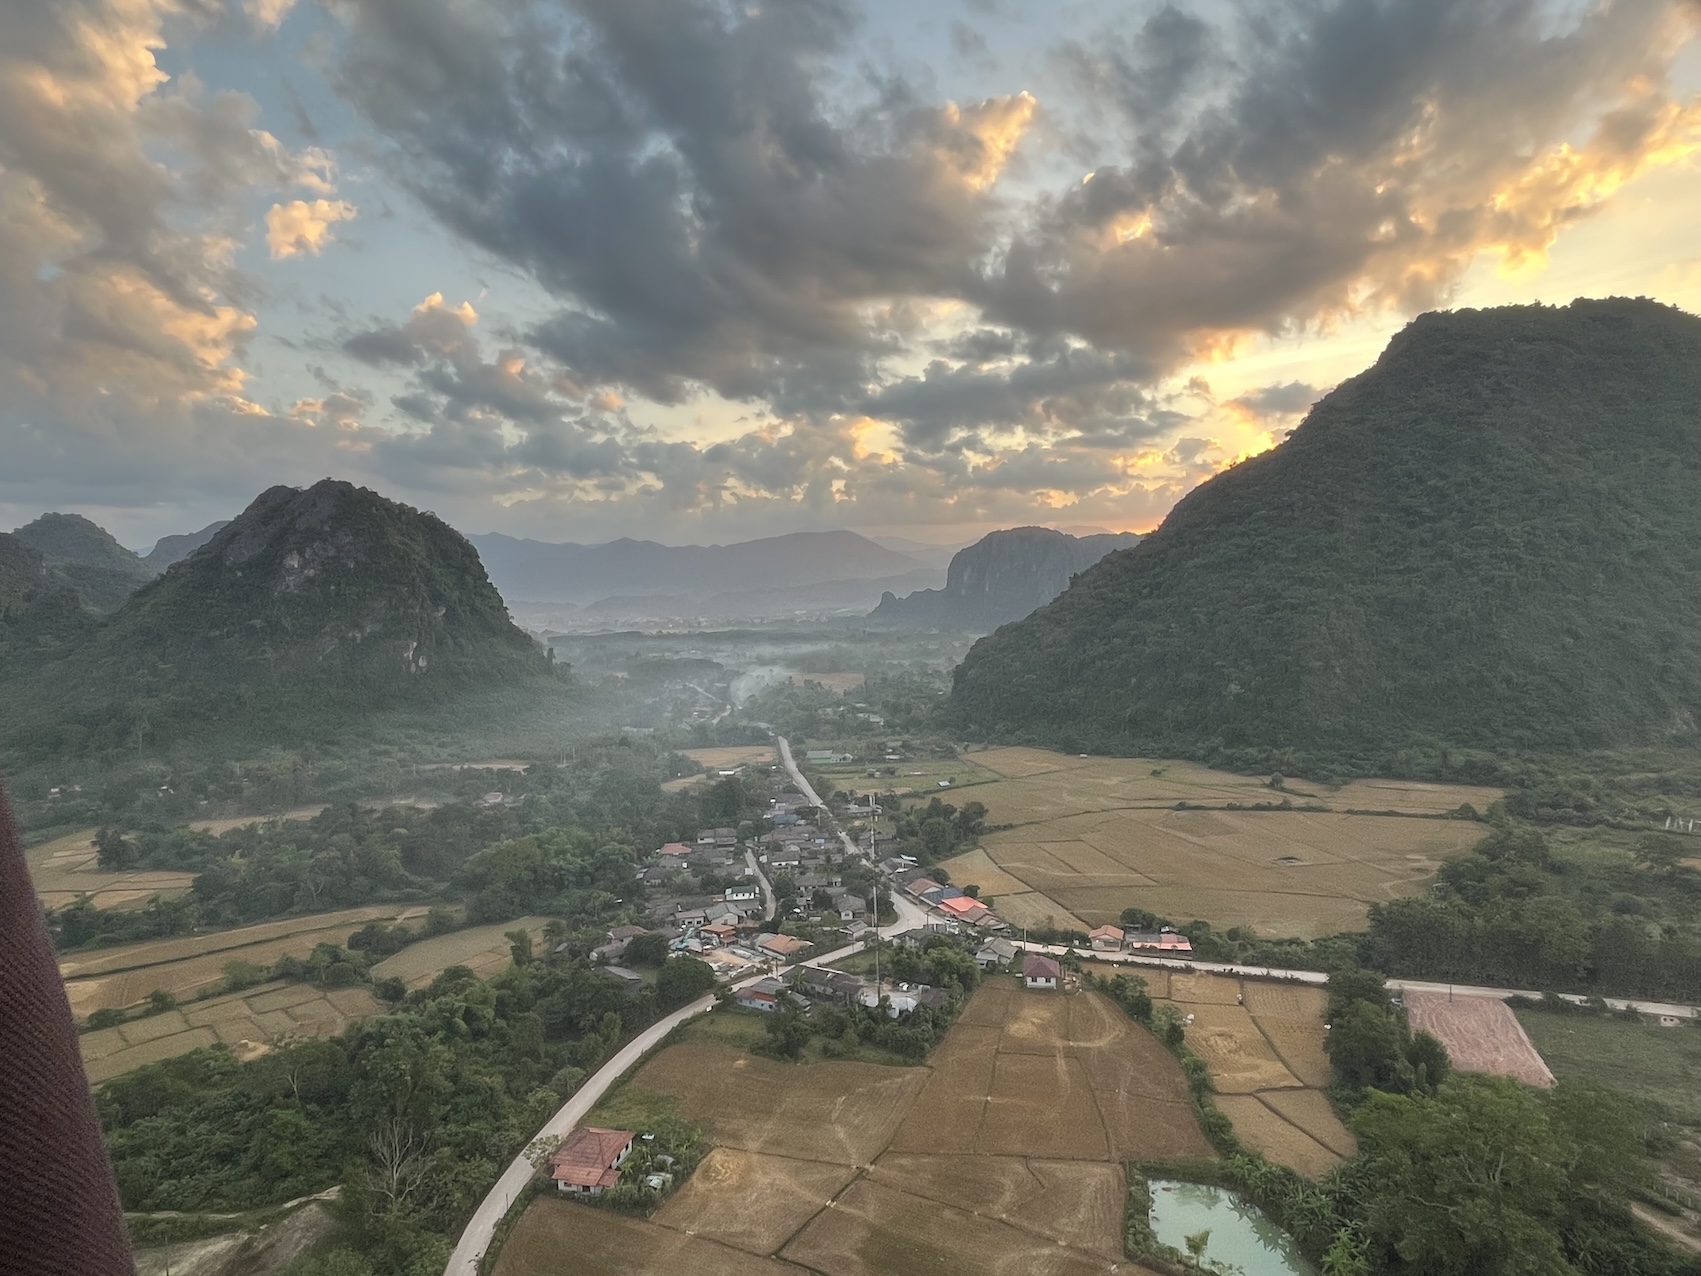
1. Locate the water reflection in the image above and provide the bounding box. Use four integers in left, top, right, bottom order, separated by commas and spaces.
1147, 1179, 1317, 1276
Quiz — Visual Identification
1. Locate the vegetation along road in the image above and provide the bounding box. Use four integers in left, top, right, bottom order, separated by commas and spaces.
1017, 942, 1701, 1019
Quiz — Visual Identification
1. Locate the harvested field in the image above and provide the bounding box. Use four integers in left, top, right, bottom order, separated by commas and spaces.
1176, 1004, 1302, 1094
495, 1198, 807, 1276
1214, 1096, 1342, 1178
1254, 1018, 1334, 1089
982, 889, 1088, 934
795, 671, 865, 693
779, 1178, 1129, 1276
1258, 1089, 1357, 1158
866, 1155, 1125, 1256
682, 745, 776, 769
932, 848, 1035, 899
509, 980, 1201, 1276
25, 830, 195, 911
60, 905, 423, 1019
656, 1149, 856, 1255
80, 981, 381, 1083
1168, 972, 1245, 1005
1404, 992, 1555, 1087
632, 1044, 926, 1164
983, 804, 1482, 939
371, 917, 552, 987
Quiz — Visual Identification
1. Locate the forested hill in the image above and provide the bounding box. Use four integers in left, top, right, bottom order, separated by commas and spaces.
12, 512, 154, 612
951, 299, 1701, 764
870, 526, 1140, 629
2, 480, 550, 762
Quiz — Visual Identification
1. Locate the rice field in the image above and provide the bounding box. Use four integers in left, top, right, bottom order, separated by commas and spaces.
951, 749, 1496, 940
25, 829, 196, 912
682, 745, 777, 769
370, 917, 554, 987
60, 904, 426, 1019
80, 981, 382, 1083
494, 976, 1204, 1276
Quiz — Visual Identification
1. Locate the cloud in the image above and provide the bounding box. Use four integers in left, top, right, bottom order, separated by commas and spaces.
245, 0, 300, 33
266, 197, 357, 258
980, 0, 1701, 362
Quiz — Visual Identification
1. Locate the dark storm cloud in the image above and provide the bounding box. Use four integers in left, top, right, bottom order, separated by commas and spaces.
330, 0, 1026, 406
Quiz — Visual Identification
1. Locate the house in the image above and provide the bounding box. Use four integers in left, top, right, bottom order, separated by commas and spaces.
736, 976, 787, 1011
793, 967, 863, 1004
976, 938, 1019, 970
724, 884, 761, 907
1089, 925, 1125, 952
609, 924, 649, 943
1126, 929, 1194, 956
550, 1127, 634, 1196
756, 932, 814, 962
591, 939, 629, 965
805, 750, 853, 764
889, 927, 933, 952
657, 841, 694, 858
1022, 954, 1062, 990
938, 895, 984, 918
906, 877, 944, 899
596, 966, 646, 997
701, 922, 739, 947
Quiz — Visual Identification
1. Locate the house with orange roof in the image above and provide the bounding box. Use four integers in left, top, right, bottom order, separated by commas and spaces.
550, 1126, 634, 1197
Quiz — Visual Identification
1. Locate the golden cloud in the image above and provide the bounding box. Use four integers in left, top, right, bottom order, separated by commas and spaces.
265, 198, 357, 259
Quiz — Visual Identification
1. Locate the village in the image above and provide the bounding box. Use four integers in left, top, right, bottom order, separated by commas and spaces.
543, 745, 1204, 1204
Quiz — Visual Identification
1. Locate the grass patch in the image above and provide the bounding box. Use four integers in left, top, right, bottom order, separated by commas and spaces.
1514, 1009, 1701, 1125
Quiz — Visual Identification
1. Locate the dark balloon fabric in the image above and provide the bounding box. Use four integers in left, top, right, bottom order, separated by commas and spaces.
0, 785, 134, 1275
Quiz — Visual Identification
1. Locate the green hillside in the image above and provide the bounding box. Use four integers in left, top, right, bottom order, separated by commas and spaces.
13, 511, 156, 612
2, 480, 551, 764
951, 299, 1701, 767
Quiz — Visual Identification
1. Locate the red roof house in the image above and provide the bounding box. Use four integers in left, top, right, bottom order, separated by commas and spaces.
550, 1127, 635, 1196
1022, 954, 1062, 990
658, 842, 693, 857
1089, 925, 1125, 951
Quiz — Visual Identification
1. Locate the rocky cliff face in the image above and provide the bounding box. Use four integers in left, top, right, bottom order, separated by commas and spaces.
870, 527, 1140, 630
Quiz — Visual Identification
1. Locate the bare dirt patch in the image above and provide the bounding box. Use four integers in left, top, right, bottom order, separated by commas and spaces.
1404, 992, 1555, 1087
187, 805, 327, 835
655, 1149, 856, 1256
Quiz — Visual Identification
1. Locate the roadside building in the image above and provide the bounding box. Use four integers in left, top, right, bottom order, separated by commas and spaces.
756, 933, 814, 962
1022, 954, 1062, 991
657, 841, 694, 858
1089, 925, 1125, 952
736, 977, 786, 1012
975, 938, 1019, 970
1125, 929, 1193, 956
550, 1127, 635, 1197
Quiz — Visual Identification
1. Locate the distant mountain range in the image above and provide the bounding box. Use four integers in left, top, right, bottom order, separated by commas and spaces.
468, 529, 944, 623
870, 527, 1141, 630
952, 298, 1701, 761
143, 520, 230, 571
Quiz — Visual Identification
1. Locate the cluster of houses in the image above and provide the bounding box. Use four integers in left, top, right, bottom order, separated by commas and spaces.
885, 863, 1005, 931
1087, 924, 1194, 956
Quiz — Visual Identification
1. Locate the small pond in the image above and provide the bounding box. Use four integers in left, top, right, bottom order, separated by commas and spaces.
1147, 1179, 1318, 1276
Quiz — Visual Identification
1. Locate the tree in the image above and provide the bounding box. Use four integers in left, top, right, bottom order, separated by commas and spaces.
1353, 1075, 1576, 1276
505, 928, 534, 967
625, 931, 669, 966
1632, 834, 1685, 877
95, 827, 135, 870
655, 956, 717, 1008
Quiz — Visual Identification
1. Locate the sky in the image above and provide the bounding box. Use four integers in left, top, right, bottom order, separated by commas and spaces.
2, 0, 1700, 552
